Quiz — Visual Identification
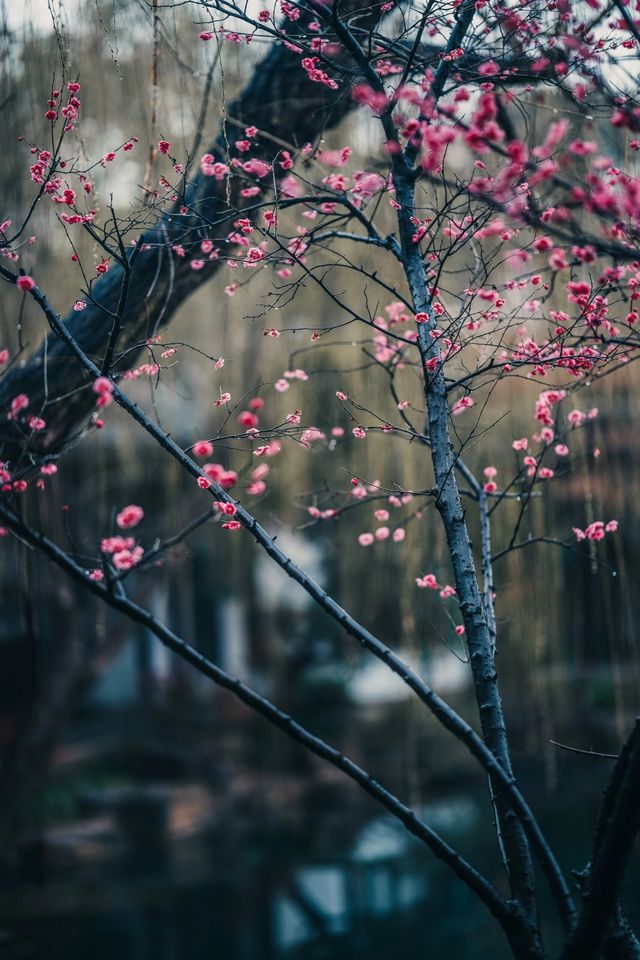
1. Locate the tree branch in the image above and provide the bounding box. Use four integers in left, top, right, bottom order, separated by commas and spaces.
0, 499, 514, 932
563, 721, 640, 960
0, 264, 574, 930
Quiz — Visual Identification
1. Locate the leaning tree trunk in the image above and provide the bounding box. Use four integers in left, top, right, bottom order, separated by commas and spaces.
0, 2, 387, 462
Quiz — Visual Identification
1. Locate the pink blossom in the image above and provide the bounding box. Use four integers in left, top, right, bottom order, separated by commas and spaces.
243, 158, 271, 178
254, 440, 281, 458
238, 411, 259, 429
416, 573, 439, 589
451, 396, 474, 416
193, 440, 214, 458
203, 463, 223, 483
478, 60, 499, 76
569, 139, 597, 156
318, 146, 351, 168
585, 521, 605, 541
392, 528, 405, 543
214, 501, 237, 516
101, 536, 135, 555
200, 155, 229, 179
358, 533, 374, 546
351, 171, 386, 200
116, 504, 144, 529
284, 368, 308, 381
113, 546, 144, 570
300, 427, 325, 447
246, 247, 265, 263
93, 377, 113, 396
533, 236, 554, 252
16, 275, 35, 291
220, 470, 238, 489
279, 175, 302, 199
9, 394, 29, 419
567, 409, 584, 427
301, 56, 338, 90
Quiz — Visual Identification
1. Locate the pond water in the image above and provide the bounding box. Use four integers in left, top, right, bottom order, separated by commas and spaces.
1, 674, 637, 960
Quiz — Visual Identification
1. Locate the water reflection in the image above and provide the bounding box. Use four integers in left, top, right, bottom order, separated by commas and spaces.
0, 772, 488, 960
3, 706, 636, 960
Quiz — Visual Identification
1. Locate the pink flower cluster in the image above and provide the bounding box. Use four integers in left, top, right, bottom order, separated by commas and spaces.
358, 527, 405, 545
93, 377, 114, 408
451, 396, 474, 416
573, 520, 618, 542
116, 504, 144, 529
202, 463, 238, 489
101, 535, 144, 571
301, 56, 338, 90
415, 574, 459, 629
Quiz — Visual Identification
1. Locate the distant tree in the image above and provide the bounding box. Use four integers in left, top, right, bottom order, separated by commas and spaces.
2, 0, 640, 957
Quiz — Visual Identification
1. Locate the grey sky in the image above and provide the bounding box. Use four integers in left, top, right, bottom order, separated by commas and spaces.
5, 0, 82, 32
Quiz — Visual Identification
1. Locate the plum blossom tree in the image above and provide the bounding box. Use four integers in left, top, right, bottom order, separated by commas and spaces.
1, 0, 640, 956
